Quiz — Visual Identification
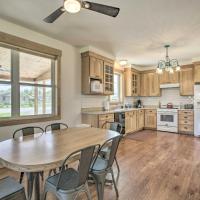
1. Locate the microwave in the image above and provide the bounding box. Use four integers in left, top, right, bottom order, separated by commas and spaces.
91, 80, 103, 93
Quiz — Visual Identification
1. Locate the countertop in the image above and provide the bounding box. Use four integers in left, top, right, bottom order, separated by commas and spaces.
82, 108, 194, 115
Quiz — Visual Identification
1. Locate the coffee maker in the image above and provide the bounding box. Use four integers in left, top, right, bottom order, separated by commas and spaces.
136, 99, 142, 108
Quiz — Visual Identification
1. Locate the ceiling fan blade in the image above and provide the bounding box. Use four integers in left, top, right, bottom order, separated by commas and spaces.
83, 1, 120, 17
44, 7, 65, 23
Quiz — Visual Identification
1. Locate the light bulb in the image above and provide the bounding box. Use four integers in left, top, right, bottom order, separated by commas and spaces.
64, 0, 81, 13
169, 68, 174, 74
176, 66, 180, 71
156, 68, 163, 74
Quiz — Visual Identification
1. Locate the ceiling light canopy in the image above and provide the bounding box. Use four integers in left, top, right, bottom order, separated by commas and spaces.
156, 45, 180, 74
119, 60, 128, 66
64, 0, 81, 13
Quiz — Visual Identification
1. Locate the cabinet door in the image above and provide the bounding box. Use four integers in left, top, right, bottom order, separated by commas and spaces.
104, 62, 114, 95
131, 111, 137, 132
125, 112, 132, 133
159, 71, 169, 84
145, 110, 157, 129
124, 68, 132, 96
194, 64, 200, 83
132, 72, 140, 96
148, 72, 160, 96
180, 67, 194, 96
89, 57, 103, 79
169, 71, 179, 83
140, 73, 149, 96
137, 110, 144, 130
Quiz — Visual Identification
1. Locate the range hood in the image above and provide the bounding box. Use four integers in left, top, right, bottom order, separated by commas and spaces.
160, 83, 180, 89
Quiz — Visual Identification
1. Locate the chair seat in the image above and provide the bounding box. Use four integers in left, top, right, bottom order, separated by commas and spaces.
0, 177, 24, 199
91, 157, 108, 172
46, 168, 79, 191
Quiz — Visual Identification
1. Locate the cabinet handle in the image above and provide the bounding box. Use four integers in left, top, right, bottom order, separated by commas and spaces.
184, 117, 188, 119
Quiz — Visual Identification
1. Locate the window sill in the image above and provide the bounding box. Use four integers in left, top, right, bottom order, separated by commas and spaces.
0, 115, 61, 127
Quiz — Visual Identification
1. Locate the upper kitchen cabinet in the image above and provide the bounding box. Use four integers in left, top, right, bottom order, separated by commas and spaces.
180, 65, 194, 96
159, 71, 179, 84
89, 56, 103, 79
140, 71, 160, 97
81, 51, 114, 95
104, 62, 114, 95
148, 72, 160, 96
194, 62, 200, 83
124, 68, 140, 96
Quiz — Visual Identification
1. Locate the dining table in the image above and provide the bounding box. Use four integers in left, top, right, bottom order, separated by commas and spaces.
0, 127, 120, 200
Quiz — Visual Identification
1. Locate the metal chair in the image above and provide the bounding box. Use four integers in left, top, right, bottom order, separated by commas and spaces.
101, 122, 123, 176
0, 176, 26, 200
45, 122, 69, 176
45, 122, 68, 132
90, 136, 121, 200
13, 126, 44, 184
42, 145, 98, 200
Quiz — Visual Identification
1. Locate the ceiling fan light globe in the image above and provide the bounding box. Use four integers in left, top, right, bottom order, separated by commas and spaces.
64, 0, 81, 13
176, 66, 181, 71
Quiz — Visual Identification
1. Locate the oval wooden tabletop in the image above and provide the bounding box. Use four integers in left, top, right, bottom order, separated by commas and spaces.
0, 127, 119, 172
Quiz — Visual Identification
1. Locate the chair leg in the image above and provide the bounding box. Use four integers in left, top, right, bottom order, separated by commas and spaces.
110, 168, 119, 198
19, 172, 24, 184
40, 171, 44, 181
92, 173, 106, 200
115, 156, 120, 175
85, 182, 92, 200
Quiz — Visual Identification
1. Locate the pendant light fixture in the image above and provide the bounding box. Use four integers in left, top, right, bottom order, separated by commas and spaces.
156, 45, 180, 74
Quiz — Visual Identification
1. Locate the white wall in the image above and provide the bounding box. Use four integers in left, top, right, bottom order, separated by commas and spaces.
0, 19, 81, 141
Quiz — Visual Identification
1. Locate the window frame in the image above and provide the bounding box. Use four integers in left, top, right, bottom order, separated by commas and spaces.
110, 70, 123, 104
0, 32, 61, 126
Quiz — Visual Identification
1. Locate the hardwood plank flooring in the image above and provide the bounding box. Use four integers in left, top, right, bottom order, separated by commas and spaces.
1, 130, 200, 200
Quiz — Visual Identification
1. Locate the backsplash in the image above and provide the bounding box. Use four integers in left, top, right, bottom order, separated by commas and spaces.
81, 88, 194, 108
136, 88, 194, 107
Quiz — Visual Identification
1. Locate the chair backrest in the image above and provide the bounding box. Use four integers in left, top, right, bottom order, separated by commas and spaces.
56, 145, 98, 189
13, 126, 44, 139
93, 135, 121, 170
102, 122, 123, 135
45, 123, 68, 132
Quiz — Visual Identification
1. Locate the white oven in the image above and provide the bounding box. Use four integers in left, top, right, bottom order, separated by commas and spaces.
157, 109, 178, 133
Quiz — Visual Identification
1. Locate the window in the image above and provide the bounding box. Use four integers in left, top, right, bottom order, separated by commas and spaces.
110, 73, 122, 103
0, 44, 60, 125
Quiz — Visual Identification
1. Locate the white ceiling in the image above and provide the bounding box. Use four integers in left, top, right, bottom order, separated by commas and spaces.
0, 0, 200, 66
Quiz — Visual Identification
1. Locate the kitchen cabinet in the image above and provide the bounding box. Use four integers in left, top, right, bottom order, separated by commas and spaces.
140, 73, 149, 96
178, 110, 194, 135
148, 72, 160, 96
137, 110, 144, 130
159, 71, 179, 84
194, 62, 200, 83
81, 51, 114, 95
89, 56, 103, 79
104, 62, 114, 95
125, 111, 137, 134
180, 65, 194, 96
140, 71, 160, 97
99, 114, 114, 129
124, 68, 140, 96
144, 109, 157, 129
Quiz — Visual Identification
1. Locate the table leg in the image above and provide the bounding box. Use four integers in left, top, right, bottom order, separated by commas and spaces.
34, 172, 40, 200
26, 172, 35, 200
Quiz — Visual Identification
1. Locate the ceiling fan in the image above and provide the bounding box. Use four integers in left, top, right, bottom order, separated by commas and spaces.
44, 0, 120, 23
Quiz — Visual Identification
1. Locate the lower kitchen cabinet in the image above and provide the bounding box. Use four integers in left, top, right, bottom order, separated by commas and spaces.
144, 109, 157, 129
178, 110, 194, 135
137, 110, 144, 130
99, 114, 114, 128
125, 111, 137, 134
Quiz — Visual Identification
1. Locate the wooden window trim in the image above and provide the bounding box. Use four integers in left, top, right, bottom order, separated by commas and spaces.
0, 32, 61, 127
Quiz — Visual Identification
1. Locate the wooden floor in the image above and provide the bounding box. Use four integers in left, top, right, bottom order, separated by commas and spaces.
1, 130, 200, 200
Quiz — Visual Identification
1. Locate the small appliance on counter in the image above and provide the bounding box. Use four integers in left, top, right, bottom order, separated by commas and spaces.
184, 104, 194, 109
136, 99, 142, 108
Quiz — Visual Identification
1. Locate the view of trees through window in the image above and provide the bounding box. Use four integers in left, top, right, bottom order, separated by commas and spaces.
0, 46, 56, 119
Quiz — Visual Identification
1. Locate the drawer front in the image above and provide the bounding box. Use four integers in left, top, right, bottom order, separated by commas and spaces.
138, 109, 144, 114
179, 119, 193, 125
99, 114, 114, 121
179, 124, 194, 132
145, 109, 156, 114
179, 115, 194, 121
179, 110, 193, 116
